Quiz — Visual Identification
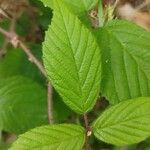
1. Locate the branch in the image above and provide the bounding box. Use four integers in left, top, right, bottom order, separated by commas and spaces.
0, 26, 47, 78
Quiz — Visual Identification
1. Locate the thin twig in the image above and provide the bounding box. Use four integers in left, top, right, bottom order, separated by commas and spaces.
47, 82, 53, 124
0, 27, 11, 39
0, 26, 47, 77
83, 114, 91, 150
0, 7, 11, 20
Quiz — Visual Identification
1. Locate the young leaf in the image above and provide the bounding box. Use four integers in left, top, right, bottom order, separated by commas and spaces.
92, 97, 150, 145
96, 20, 150, 104
41, 0, 98, 15
43, 0, 101, 113
41, 0, 98, 28
0, 76, 48, 134
10, 124, 85, 150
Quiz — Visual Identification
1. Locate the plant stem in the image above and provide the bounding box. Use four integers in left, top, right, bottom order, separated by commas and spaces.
47, 82, 53, 124
83, 114, 91, 150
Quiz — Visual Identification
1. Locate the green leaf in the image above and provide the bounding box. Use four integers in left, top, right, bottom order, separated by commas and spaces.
60, 0, 98, 15
10, 124, 85, 150
41, 0, 98, 15
41, 0, 98, 28
96, 20, 150, 104
0, 75, 72, 133
0, 76, 48, 134
93, 97, 150, 145
0, 48, 72, 125
43, 0, 101, 113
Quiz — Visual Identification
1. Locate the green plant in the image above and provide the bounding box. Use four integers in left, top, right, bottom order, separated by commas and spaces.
0, 0, 150, 149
